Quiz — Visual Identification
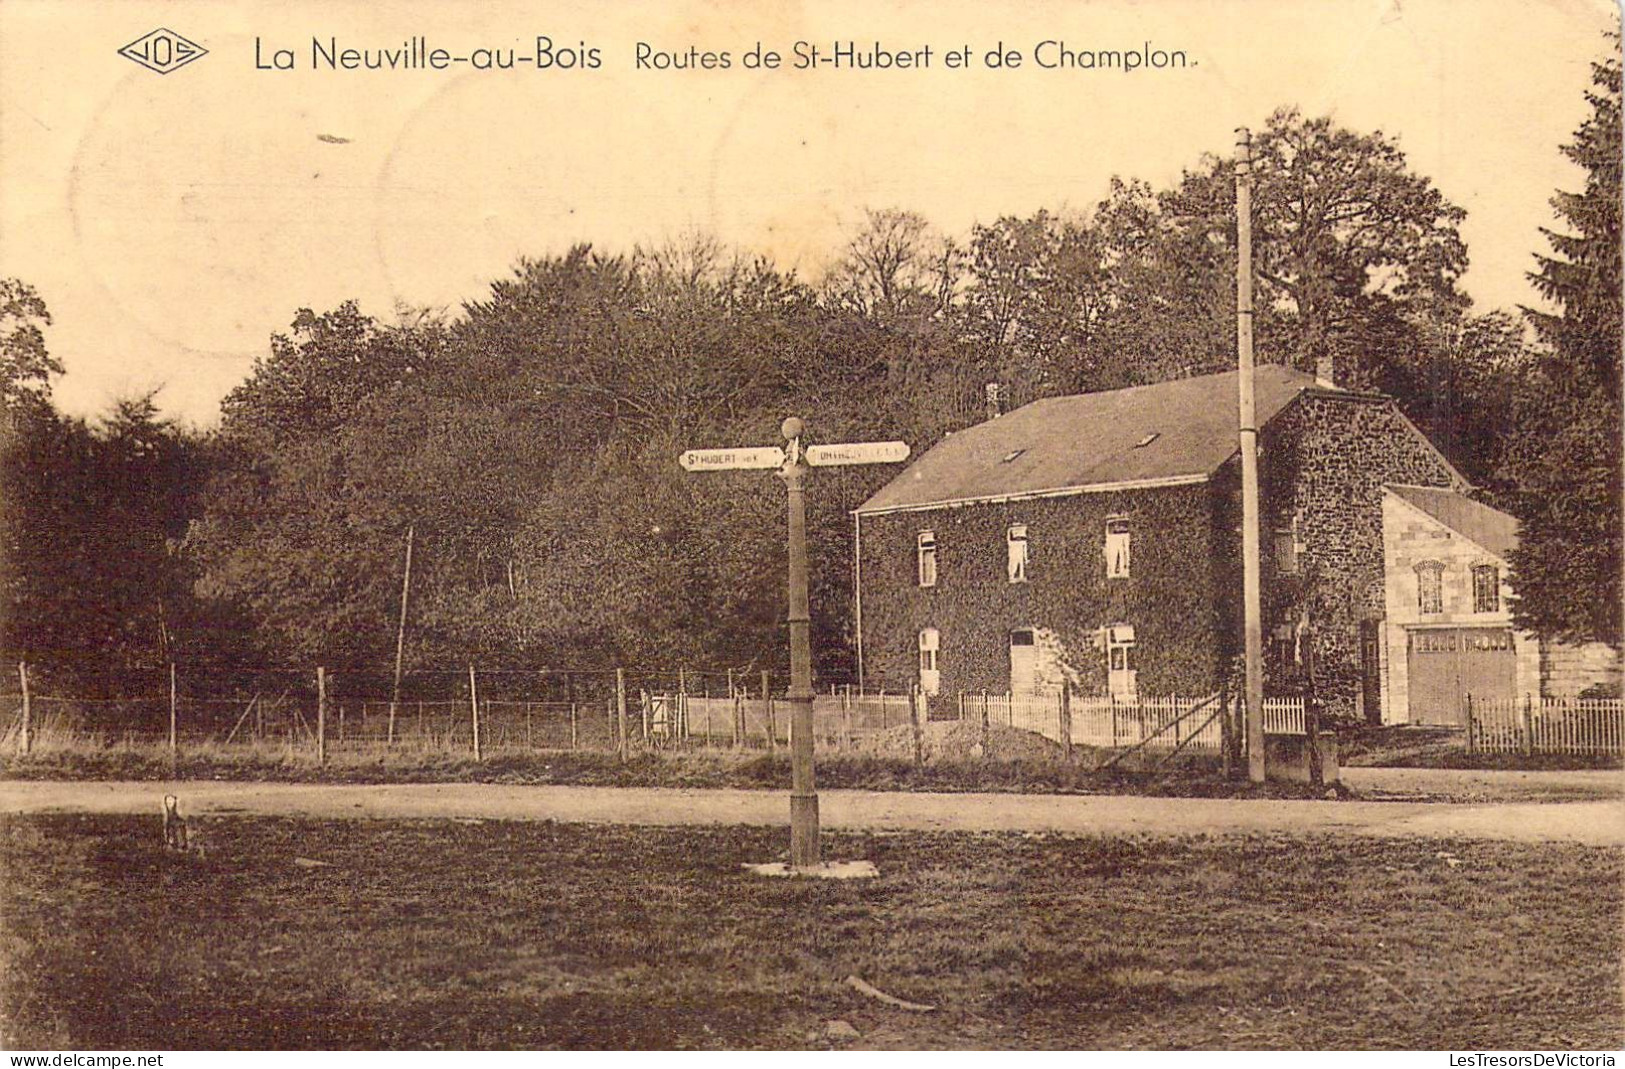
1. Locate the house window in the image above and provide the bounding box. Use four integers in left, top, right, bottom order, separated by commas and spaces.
1007, 524, 1029, 583
1472, 565, 1500, 613
1106, 624, 1137, 701
1272, 623, 1299, 667
1415, 560, 1444, 614
1274, 527, 1299, 575
917, 530, 937, 588
918, 628, 940, 696
1105, 517, 1131, 579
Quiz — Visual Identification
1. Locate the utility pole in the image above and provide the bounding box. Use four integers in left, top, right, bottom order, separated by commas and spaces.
388, 522, 415, 745
1237, 126, 1266, 783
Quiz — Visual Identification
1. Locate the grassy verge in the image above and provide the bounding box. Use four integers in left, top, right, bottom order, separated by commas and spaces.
1339, 726, 1623, 771
0, 745, 1349, 801
1, 814, 1617, 1050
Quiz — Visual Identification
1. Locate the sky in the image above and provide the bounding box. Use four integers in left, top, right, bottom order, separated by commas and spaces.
0, 0, 1617, 427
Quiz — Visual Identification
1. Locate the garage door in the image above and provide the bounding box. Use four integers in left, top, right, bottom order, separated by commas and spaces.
1408, 628, 1516, 726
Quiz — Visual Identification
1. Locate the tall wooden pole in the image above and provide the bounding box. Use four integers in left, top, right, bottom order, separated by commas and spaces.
1237, 126, 1266, 783
316, 666, 327, 765
779, 417, 820, 870
468, 663, 482, 761
169, 662, 179, 756
388, 523, 415, 745
615, 667, 628, 761
17, 662, 31, 756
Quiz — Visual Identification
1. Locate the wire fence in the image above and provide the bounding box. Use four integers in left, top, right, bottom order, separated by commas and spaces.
0, 662, 948, 760
48, 658, 1615, 766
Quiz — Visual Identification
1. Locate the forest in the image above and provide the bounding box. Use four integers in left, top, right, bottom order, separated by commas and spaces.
2, 73, 1619, 694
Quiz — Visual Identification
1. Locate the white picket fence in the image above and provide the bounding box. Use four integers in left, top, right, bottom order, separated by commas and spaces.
957, 691, 1306, 752
1466, 697, 1625, 755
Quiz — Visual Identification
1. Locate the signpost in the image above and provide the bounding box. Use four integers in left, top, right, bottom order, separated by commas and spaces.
681, 419, 908, 871
805, 441, 909, 467
679, 447, 785, 472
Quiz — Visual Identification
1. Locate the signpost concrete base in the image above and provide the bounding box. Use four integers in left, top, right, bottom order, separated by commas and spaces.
743, 860, 880, 880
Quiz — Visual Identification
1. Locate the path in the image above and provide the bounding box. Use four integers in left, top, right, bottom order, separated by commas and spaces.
2, 779, 1621, 845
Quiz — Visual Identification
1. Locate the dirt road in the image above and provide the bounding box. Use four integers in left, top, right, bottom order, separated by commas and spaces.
3, 779, 1620, 845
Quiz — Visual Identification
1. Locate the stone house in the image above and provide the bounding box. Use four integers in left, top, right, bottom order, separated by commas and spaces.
1378, 484, 1621, 723
852, 366, 1487, 722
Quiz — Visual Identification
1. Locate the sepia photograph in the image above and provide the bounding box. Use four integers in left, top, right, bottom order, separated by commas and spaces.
0, 0, 1620, 1053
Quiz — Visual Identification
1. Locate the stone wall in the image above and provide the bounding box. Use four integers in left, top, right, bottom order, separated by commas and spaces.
1540, 641, 1624, 698
1257, 393, 1462, 720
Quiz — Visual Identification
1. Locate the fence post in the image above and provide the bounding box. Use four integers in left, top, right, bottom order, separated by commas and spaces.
909, 683, 925, 766
469, 664, 482, 761
615, 668, 629, 761
1060, 687, 1074, 764
169, 662, 179, 757
678, 668, 688, 746
762, 670, 774, 752
842, 684, 853, 751
315, 666, 327, 765
1299, 631, 1322, 787
16, 662, 31, 756
1464, 695, 1475, 754
727, 668, 739, 749
879, 688, 887, 731
1520, 693, 1534, 757
569, 701, 578, 750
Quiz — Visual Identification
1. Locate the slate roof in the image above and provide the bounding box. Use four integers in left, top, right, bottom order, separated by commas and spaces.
1387, 484, 1519, 561
857, 366, 1321, 515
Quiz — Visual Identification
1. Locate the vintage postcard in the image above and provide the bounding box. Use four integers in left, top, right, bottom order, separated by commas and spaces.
0, 0, 1620, 1054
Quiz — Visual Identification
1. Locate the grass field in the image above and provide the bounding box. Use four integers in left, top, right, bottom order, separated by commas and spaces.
0, 743, 1343, 800
1, 814, 1618, 1049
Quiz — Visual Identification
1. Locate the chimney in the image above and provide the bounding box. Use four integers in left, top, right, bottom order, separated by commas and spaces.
984, 382, 1006, 420
1315, 352, 1336, 389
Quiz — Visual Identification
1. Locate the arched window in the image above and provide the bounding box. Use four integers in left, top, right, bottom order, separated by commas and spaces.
1472, 564, 1500, 613
1415, 560, 1444, 614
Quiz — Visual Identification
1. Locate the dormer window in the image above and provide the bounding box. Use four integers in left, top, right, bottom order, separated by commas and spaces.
1105, 517, 1131, 579
1007, 524, 1029, 583
1415, 560, 1444, 614
917, 530, 938, 588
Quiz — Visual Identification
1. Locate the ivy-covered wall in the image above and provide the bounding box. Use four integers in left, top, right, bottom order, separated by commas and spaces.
857, 483, 1227, 698
1256, 393, 1461, 719
858, 391, 1462, 721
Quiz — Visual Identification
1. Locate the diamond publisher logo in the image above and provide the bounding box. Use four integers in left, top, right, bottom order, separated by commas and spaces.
118, 28, 207, 74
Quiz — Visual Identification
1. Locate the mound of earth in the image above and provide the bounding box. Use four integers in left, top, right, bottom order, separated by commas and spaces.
851, 719, 1069, 762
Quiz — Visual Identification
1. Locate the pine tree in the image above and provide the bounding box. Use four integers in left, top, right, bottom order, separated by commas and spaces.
1505, 44, 1623, 645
